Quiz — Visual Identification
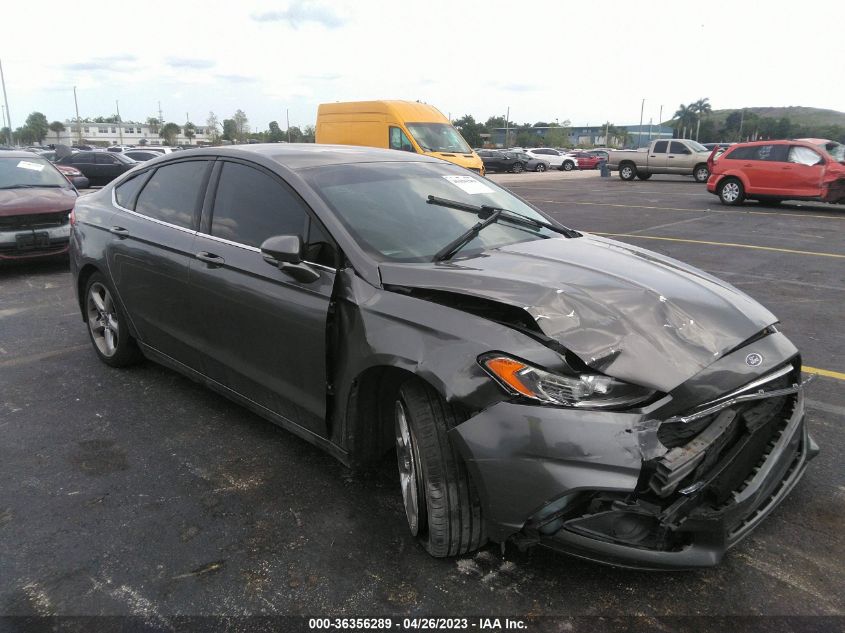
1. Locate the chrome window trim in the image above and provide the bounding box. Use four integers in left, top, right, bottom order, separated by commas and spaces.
194, 231, 336, 272
111, 187, 197, 236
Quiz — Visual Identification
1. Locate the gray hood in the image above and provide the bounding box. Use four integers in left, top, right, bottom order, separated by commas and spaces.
378, 234, 777, 392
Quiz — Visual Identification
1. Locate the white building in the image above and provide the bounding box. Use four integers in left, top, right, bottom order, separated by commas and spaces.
48, 120, 214, 147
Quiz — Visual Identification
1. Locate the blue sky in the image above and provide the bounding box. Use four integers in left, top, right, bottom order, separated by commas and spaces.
2, 0, 843, 133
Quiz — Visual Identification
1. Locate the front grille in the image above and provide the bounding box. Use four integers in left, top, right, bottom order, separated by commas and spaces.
0, 210, 71, 230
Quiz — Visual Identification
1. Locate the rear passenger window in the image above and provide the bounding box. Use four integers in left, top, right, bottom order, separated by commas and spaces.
114, 173, 148, 209
653, 141, 668, 153
135, 160, 209, 229
210, 162, 308, 248
725, 146, 755, 160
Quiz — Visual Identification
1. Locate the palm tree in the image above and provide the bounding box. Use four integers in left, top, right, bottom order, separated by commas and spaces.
49, 121, 65, 144
673, 104, 696, 139
692, 98, 712, 141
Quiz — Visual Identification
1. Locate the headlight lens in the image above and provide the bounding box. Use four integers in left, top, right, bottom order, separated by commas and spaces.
480, 354, 655, 409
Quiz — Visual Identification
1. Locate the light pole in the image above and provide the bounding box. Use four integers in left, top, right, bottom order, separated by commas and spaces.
0, 58, 13, 146
637, 98, 645, 148
73, 86, 82, 145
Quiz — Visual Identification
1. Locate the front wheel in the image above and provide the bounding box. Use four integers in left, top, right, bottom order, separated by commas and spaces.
619, 163, 636, 180
535, 163, 547, 172
561, 161, 575, 171
694, 164, 710, 183
85, 273, 143, 367
718, 177, 745, 206
394, 379, 486, 557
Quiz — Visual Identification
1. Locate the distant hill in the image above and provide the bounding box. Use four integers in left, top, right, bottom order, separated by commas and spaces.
664, 106, 845, 128
708, 107, 845, 128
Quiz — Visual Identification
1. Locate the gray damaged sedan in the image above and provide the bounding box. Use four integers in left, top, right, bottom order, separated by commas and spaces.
69, 145, 818, 569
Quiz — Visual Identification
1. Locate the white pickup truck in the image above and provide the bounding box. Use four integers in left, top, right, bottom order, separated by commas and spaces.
608, 139, 712, 182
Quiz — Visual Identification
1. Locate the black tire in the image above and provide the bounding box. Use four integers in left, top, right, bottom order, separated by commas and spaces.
636, 172, 652, 180
561, 160, 575, 171
619, 163, 636, 180
511, 162, 524, 173
718, 177, 745, 206
394, 379, 486, 557
84, 272, 143, 367
694, 164, 710, 183
535, 163, 547, 172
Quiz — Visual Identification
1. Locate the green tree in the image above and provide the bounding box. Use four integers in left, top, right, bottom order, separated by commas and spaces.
159, 122, 181, 145
0, 126, 10, 145
232, 109, 249, 142
286, 126, 303, 143
452, 114, 484, 148
206, 112, 220, 143
268, 120, 285, 142
146, 116, 161, 135
184, 122, 196, 144
672, 104, 696, 138
25, 112, 50, 144
302, 124, 316, 143
691, 97, 712, 141
49, 121, 66, 143
15, 126, 37, 145
222, 119, 237, 141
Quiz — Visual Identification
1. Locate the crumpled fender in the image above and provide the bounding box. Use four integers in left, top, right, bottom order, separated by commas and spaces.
822, 168, 845, 203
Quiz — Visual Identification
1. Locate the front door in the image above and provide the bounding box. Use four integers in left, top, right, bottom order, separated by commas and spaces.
189, 159, 337, 435
781, 145, 826, 197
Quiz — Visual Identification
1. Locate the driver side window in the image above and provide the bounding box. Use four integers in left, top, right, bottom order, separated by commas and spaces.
389, 127, 415, 152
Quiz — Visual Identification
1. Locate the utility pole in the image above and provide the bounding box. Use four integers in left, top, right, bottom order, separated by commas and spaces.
158, 101, 164, 125
637, 98, 645, 148
116, 100, 123, 145
604, 121, 609, 147
504, 106, 510, 148
286, 108, 291, 142
648, 118, 653, 143
658, 105, 663, 138
73, 86, 82, 145
0, 58, 13, 146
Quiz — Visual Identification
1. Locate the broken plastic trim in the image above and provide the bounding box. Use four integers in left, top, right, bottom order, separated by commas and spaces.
664, 365, 799, 425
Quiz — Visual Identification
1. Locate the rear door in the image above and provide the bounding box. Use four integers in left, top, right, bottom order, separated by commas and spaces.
189, 159, 338, 435
107, 159, 212, 369
648, 141, 669, 172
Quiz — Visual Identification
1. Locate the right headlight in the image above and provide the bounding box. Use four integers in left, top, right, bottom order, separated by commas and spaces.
480, 354, 655, 410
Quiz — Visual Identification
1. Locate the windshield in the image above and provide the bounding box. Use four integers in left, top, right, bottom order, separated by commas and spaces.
0, 157, 71, 189
687, 140, 709, 153
302, 162, 562, 262
819, 141, 845, 162
405, 123, 472, 154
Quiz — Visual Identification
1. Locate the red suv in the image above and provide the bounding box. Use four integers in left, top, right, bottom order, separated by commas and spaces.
707, 138, 845, 206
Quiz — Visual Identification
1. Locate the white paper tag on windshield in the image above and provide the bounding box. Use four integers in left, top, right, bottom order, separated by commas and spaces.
17, 160, 45, 172
442, 175, 494, 195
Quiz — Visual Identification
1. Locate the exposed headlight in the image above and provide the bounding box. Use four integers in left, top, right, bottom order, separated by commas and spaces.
480, 354, 655, 409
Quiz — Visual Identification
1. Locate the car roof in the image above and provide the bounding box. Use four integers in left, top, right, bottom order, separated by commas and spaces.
176, 143, 445, 170
0, 151, 52, 160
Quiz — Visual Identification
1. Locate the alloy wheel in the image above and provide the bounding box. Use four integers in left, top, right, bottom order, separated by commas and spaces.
395, 400, 422, 535
87, 282, 119, 357
721, 181, 740, 203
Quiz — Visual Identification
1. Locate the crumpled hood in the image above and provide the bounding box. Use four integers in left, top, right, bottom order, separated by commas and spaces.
378, 234, 777, 392
0, 188, 77, 217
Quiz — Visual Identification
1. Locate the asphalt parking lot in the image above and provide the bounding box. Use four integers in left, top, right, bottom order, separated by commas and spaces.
1, 172, 843, 624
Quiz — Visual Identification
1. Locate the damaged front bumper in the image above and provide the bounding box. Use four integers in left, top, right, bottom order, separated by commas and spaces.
449, 337, 819, 570
0, 215, 71, 260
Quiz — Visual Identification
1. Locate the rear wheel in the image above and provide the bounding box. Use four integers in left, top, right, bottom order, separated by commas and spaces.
718, 177, 745, 206
562, 160, 575, 171
511, 162, 524, 173
394, 379, 486, 557
636, 172, 652, 180
694, 164, 710, 183
85, 273, 142, 367
619, 163, 636, 180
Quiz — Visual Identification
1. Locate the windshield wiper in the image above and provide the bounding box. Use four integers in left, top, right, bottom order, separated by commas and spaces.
0, 184, 65, 189
427, 195, 580, 239
432, 205, 501, 262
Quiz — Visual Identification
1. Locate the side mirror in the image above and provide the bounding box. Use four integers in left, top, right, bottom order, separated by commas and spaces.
260, 235, 320, 283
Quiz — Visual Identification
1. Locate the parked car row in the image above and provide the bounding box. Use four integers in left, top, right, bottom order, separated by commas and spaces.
476, 147, 609, 173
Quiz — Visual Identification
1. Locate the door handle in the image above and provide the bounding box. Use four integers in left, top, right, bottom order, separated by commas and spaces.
109, 226, 129, 238
668, 156, 675, 159
195, 251, 225, 267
